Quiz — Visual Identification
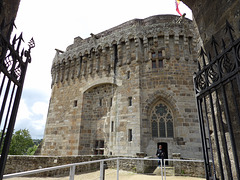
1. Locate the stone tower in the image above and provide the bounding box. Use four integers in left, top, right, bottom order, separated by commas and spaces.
41, 15, 202, 159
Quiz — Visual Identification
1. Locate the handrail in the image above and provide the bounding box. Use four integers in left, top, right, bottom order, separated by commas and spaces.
3, 157, 205, 180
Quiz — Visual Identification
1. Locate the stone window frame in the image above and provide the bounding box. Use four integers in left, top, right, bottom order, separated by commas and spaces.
151, 49, 164, 69
150, 101, 174, 138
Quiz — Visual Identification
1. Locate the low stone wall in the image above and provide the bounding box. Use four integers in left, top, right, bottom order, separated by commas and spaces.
173, 160, 205, 177
4, 155, 205, 178
4, 155, 106, 177
172, 153, 205, 178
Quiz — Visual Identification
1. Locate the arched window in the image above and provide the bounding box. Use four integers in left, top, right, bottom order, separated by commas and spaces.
151, 102, 174, 138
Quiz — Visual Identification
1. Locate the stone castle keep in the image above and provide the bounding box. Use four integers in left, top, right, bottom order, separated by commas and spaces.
41, 15, 202, 159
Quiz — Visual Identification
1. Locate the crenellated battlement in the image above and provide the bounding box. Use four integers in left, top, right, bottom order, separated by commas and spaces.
51, 15, 198, 86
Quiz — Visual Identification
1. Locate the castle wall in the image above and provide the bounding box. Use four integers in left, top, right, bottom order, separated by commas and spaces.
41, 15, 202, 159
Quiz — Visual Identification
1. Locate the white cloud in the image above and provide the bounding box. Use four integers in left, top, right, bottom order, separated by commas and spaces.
14, 99, 48, 139
31, 102, 48, 116
17, 99, 32, 121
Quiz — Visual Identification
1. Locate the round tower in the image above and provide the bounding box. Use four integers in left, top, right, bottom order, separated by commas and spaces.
41, 15, 202, 159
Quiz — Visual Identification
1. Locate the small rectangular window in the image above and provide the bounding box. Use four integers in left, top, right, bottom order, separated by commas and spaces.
128, 97, 132, 106
74, 100, 78, 107
128, 129, 132, 141
99, 140, 104, 148
95, 140, 99, 148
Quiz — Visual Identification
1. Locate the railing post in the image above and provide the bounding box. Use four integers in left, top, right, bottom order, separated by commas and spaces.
117, 158, 119, 180
100, 161, 105, 180
161, 159, 163, 180
69, 165, 75, 180
164, 159, 166, 180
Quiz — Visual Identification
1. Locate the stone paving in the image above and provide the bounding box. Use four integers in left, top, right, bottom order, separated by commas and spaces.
7, 169, 205, 180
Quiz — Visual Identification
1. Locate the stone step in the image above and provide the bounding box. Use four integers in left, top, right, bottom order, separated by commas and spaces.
153, 166, 175, 176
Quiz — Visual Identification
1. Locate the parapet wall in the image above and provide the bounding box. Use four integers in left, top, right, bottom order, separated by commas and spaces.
4, 155, 205, 178
51, 15, 197, 87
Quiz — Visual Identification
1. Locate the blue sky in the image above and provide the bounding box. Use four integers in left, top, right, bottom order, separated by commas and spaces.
13, 0, 192, 139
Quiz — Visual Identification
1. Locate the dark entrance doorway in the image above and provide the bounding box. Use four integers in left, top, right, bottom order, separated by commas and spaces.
157, 142, 168, 165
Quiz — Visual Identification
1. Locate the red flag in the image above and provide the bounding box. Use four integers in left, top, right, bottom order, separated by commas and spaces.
175, 0, 182, 16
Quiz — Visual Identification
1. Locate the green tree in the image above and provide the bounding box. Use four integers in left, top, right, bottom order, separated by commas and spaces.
8, 129, 34, 155
26, 144, 39, 155
0, 130, 6, 153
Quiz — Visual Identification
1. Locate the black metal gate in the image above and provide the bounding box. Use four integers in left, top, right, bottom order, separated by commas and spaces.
0, 19, 35, 178
194, 20, 240, 180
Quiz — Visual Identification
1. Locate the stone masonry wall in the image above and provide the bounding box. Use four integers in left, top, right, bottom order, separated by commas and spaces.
41, 15, 202, 159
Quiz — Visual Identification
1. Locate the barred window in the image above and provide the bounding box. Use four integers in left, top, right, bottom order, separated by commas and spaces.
150, 102, 174, 138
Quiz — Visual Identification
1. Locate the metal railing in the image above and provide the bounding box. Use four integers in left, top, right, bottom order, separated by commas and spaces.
3, 157, 204, 180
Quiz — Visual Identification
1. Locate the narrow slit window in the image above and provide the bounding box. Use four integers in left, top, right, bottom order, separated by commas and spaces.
127, 71, 130, 79
128, 97, 132, 106
111, 121, 114, 132
108, 64, 111, 74
110, 97, 113, 107
128, 129, 133, 141
99, 98, 103, 106
113, 44, 118, 60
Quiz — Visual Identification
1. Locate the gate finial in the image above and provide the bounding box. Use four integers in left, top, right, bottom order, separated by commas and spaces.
225, 20, 234, 42
200, 47, 207, 67
211, 35, 218, 57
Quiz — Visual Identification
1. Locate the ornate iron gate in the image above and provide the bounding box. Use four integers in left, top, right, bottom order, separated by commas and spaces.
0, 19, 35, 178
194, 21, 240, 180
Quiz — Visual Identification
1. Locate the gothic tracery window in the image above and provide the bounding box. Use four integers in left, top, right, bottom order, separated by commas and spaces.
151, 102, 174, 138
